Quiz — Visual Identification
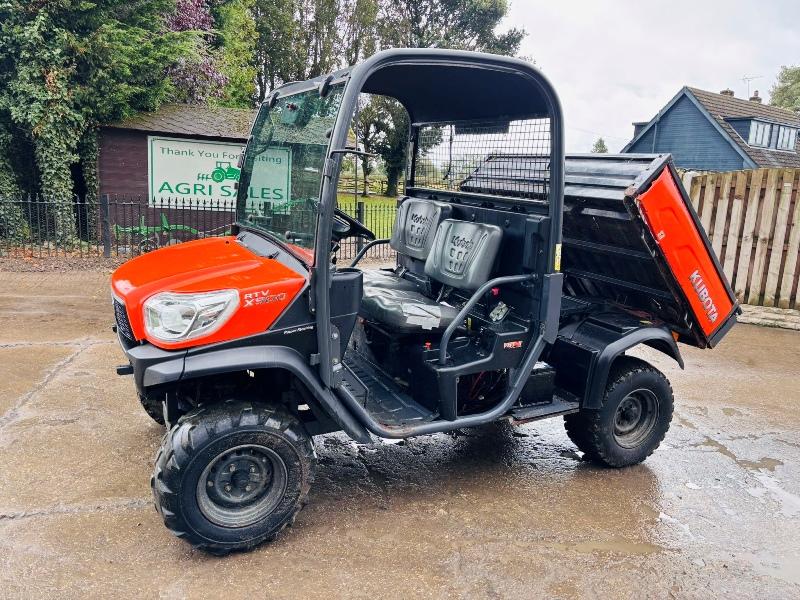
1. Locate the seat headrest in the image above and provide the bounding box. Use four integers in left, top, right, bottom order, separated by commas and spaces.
390, 198, 453, 260
424, 219, 503, 291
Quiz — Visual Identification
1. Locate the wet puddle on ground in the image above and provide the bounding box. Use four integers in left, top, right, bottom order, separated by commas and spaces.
550, 538, 666, 555
694, 436, 784, 472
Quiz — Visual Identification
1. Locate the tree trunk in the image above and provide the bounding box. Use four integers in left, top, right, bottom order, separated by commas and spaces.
386, 166, 401, 197
361, 157, 369, 196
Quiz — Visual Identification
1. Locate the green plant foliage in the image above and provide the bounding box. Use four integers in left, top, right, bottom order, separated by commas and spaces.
770, 65, 800, 112
591, 137, 608, 153
0, 123, 28, 240
78, 129, 99, 207
215, 0, 258, 107
0, 0, 198, 242
378, 0, 525, 55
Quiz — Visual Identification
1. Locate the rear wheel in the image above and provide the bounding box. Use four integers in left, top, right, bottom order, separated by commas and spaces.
152, 401, 315, 554
564, 357, 673, 467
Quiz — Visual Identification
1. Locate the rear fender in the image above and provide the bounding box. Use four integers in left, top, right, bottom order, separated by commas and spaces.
549, 318, 683, 410
585, 327, 683, 410
173, 345, 372, 443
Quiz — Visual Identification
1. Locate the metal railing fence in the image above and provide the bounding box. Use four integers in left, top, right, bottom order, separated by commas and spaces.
0, 194, 399, 263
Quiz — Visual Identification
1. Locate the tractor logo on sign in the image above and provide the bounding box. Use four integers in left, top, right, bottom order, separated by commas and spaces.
206, 161, 241, 183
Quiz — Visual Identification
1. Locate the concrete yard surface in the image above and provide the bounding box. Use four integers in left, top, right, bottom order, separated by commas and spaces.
0, 269, 799, 599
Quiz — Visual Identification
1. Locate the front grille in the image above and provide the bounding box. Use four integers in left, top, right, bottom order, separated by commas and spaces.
113, 298, 135, 341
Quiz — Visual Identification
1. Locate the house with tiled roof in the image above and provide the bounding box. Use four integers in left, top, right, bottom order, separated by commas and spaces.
623, 87, 800, 171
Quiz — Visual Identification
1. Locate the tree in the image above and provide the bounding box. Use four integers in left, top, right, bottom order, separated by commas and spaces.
166, 0, 228, 105
591, 137, 608, 153
770, 65, 800, 112
253, 0, 297, 100
253, 0, 348, 102
341, 0, 379, 67
378, 0, 524, 54
214, 0, 258, 107
365, 0, 525, 196
354, 98, 383, 195
252, 0, 524, 102
0, 0, 197, 241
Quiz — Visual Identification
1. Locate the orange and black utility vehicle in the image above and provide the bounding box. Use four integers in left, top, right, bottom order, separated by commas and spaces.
111, 49, 739, 553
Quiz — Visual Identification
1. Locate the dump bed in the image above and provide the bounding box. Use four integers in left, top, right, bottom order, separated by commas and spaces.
462, 153, 739, 348
560, 153, 738, 348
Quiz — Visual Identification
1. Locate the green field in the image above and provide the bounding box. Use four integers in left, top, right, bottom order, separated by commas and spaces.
336, 192, 397, 238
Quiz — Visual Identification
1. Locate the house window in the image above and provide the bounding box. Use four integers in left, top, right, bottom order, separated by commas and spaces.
748, 121, 772, 147
776, 126, 797, 151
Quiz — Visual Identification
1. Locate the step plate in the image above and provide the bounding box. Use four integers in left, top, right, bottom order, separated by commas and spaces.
343, 351, 436, 427
510, 395, 580, 423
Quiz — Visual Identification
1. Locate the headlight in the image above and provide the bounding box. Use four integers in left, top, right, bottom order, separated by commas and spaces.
143, 290, 239, 343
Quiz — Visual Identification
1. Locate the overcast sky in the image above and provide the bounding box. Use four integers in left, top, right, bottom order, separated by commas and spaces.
506, 0, 800, 152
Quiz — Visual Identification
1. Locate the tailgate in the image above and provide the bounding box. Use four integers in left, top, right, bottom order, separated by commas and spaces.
629, 166, 738, 346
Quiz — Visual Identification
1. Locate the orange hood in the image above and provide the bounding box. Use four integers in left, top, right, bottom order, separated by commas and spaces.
111, 237, 307, 349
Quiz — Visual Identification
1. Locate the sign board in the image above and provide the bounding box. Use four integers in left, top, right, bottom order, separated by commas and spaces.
148, 136, 291, 209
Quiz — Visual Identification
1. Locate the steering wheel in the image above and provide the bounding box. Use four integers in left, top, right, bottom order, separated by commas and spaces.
332, 208, 375, 242
300, 198, 375, 242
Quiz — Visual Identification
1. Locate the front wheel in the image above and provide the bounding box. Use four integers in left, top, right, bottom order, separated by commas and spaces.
152, 401, 315, 554
563, 357, 673, 467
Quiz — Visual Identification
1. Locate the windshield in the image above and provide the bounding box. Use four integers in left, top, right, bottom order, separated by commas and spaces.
237, 84, 345, 262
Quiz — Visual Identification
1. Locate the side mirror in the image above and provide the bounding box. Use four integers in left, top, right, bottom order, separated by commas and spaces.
318, 74, 334, 98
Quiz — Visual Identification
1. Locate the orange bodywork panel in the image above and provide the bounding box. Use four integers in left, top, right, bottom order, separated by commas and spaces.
635, 170, 735, 340
111, 236, 307, 350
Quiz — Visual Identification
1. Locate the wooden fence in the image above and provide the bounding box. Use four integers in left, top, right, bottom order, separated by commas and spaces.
681, 168, 800, 309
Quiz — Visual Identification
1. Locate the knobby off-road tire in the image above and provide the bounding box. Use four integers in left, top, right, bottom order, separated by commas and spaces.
563, 357, 674, 467
152, 401, 316, 554
138, 391, 165, 425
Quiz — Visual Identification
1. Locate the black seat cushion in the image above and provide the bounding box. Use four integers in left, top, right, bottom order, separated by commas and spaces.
360, 287, 460, 332
360, 220, 504, 333
361, 269, 420, 292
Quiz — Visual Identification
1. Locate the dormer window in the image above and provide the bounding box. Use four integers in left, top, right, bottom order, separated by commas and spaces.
776, 126, 797, 151
748, 121, 771, 147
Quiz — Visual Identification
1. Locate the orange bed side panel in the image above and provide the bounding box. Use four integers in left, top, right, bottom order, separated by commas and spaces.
635, 170, 734, 339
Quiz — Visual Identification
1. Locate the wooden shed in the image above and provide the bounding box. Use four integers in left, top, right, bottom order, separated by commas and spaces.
98, 104, 256, 200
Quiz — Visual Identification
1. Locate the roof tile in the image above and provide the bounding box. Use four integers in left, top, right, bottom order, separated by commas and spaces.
108, 104, 256, 140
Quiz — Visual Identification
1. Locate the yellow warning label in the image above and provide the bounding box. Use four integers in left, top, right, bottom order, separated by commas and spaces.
554, 243, 562, 271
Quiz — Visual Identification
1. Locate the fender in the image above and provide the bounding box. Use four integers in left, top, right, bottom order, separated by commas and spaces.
145, 344, 372, 443
584, 326, 683, 410
549, 315, 684, 410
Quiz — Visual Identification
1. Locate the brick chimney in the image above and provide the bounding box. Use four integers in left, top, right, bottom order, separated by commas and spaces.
749, 90, 762, 103
720, 88, 735, 97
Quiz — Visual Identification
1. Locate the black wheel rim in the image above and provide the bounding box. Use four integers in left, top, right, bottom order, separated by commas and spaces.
196, 444, 288, 528
613, 388, 659, 449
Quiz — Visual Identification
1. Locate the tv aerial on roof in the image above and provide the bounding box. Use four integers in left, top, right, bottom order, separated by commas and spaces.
741, 75, 763, 97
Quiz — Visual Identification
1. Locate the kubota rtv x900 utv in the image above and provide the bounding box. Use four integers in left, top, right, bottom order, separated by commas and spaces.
111, 49, 739, 553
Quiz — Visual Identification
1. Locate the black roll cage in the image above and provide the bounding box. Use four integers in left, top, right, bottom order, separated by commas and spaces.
307, 48, 565, 394
251, 49, 566, 437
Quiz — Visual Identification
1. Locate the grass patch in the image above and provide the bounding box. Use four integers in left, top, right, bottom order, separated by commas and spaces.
336, 192, 397, 238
